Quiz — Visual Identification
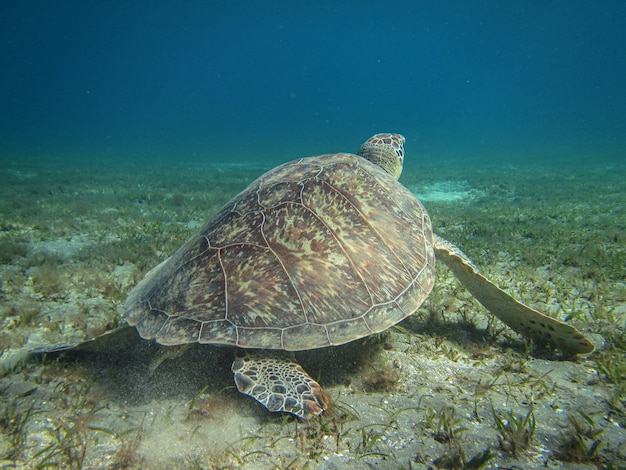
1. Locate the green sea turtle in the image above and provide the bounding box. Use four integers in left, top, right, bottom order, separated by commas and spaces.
12, 133, 595, 420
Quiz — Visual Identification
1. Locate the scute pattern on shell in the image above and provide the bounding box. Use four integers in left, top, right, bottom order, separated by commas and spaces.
124, 153, 436, 351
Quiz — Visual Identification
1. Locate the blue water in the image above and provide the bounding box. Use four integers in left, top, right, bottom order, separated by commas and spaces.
1, 1, 625, 166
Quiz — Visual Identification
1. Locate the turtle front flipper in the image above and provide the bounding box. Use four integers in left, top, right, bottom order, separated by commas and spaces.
433, 234, 595, 355
231, 350, 329, 420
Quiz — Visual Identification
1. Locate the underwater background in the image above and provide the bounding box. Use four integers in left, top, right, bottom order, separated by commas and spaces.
2, 0, 626, 166
1, 1, 625, 468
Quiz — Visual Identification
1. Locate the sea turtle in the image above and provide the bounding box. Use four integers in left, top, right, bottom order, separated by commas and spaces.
9, 133, 595, 420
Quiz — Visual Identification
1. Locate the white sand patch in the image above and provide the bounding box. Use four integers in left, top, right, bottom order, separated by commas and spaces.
408, 180, 486, 202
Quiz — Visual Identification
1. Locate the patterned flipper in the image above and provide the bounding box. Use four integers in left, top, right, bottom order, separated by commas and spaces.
434, 234, 594, 355
232, 350, 329, 419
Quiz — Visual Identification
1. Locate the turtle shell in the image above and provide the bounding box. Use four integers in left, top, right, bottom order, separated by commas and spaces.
124, 153, 435, 351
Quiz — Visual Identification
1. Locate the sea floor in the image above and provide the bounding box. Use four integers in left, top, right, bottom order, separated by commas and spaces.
0, 154, 624, 469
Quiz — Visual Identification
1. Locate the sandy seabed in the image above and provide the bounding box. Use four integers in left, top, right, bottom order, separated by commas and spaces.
0, 154, 624, 468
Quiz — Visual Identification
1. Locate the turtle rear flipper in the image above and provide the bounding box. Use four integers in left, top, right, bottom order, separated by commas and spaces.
232, 350, 329, 420
434, 234, 595, 355
0, 326, 137, 375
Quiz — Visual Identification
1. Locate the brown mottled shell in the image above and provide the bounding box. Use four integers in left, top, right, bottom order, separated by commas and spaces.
124, 153, 435, 351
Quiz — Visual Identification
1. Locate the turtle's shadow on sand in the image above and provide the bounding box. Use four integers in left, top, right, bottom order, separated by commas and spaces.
51, 317, 544, 414
55, 328, 370, 409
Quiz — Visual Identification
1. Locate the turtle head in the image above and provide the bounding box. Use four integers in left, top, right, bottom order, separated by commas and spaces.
358, 133, 405, 180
